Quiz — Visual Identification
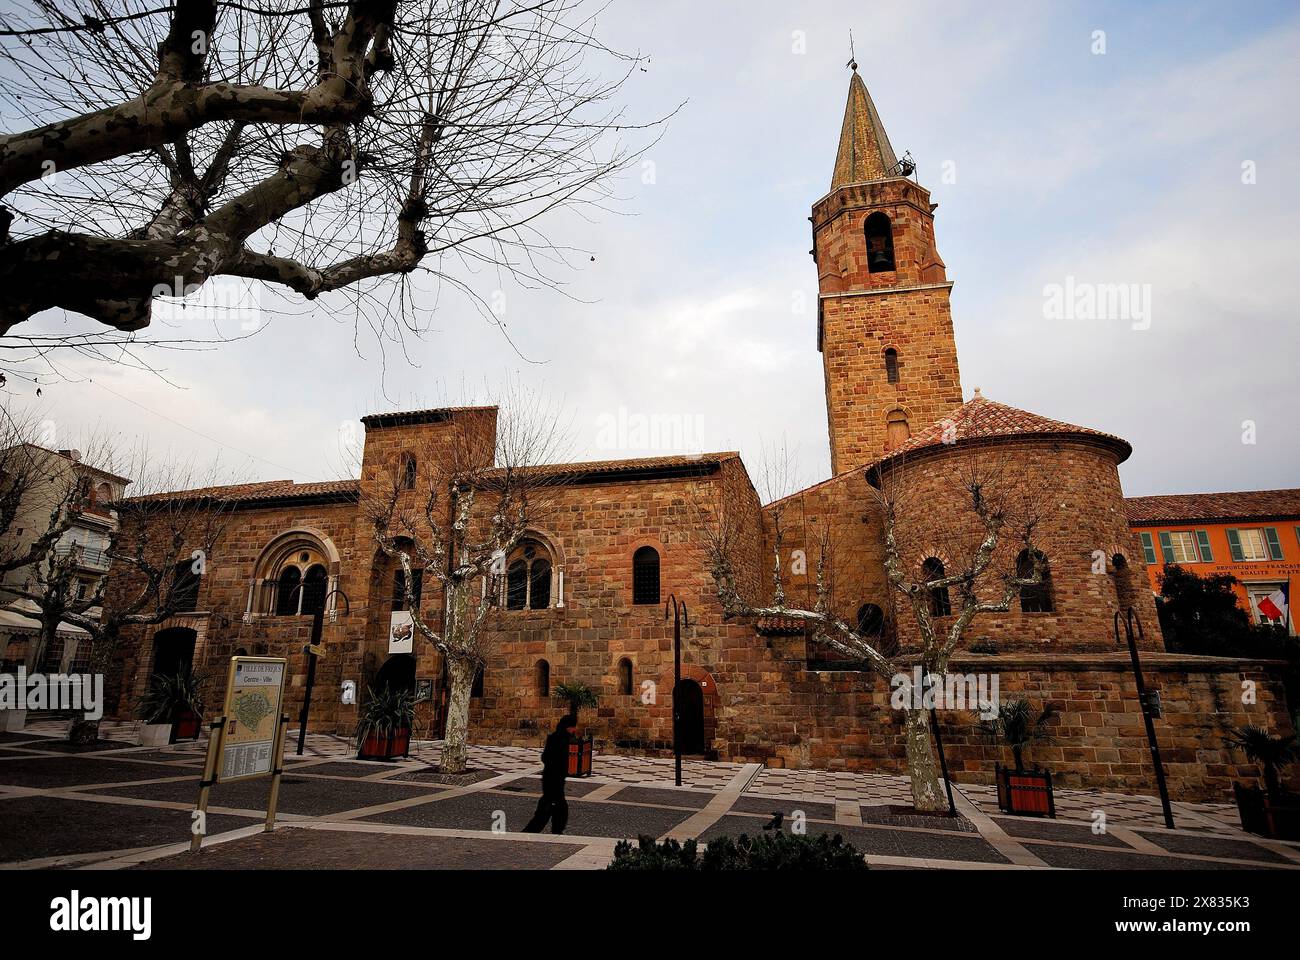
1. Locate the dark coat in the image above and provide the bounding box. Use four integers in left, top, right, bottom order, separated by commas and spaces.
540, 729, 570, 793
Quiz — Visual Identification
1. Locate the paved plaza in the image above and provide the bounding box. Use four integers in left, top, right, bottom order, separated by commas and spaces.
2, 720, 1297, 871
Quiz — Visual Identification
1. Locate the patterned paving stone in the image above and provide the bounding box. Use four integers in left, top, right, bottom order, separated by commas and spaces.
729, 795, 837, 821
0, 795, 253, 863
992, 816, 1131, 848
0, 756, 194, 788
135, 828, 584, 871
1026, 842, 1280, 871
605, 786, 716, 809
93, 773, 442, 816
1135, 830, 1293, 864
363, 791, 695, 840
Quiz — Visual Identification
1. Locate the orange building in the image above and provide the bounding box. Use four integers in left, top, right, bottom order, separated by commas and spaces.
1127, 490, 1300, 634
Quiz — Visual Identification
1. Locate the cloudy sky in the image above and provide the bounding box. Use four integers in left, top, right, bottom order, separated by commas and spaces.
7, 0, 1299, 498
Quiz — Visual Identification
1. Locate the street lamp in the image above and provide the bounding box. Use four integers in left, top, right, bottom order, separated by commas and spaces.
664, 594, 689, 787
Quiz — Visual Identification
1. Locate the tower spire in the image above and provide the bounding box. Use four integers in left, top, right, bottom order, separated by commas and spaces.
830, 69, 898, 190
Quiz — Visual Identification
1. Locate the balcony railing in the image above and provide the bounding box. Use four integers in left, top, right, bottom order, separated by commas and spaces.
53, 543, 110, 570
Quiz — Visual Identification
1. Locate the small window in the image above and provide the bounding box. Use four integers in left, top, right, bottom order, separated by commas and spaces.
884, 349, 899, 384
864, 211, 896, 273
617, 657, 634, 696
886, 409, 910, 448
471, 667, 485, 698
856, 603, 884, 637
1017, 550, 1053, 613
506, 560, 528, 610
530, 559, 552, 609
95, 482, 113, 504
401, 453, 417, 490
172, 560, 201, 613
921, 558, 951, 617
392, 567, 424, 611
632, 546, 660, 605
535, 659, 550, 697
504, 540, 553, 610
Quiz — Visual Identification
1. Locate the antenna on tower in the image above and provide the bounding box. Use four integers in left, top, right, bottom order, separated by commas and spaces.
846, 30, 857, 72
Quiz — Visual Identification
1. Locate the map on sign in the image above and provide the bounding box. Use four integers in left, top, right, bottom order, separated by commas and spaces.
218, 658, 286, 783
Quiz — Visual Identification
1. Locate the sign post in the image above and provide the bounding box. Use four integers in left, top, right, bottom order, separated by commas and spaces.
191, 656, 288, 853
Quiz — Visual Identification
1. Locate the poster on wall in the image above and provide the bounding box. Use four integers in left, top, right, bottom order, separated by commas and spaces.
389, 610, 415, 654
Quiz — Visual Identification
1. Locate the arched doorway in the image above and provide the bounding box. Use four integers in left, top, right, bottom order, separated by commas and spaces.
151, 627, 196, 679
375, 654, 416, 695
674, 679, 705, 755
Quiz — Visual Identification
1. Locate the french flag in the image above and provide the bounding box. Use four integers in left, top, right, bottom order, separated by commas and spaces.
1257, 584, 1289, 623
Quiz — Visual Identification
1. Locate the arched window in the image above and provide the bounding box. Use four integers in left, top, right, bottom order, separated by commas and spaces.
94, 482, 113, 505
1017, 550, 1053, 613
535, 659, 550, 697
301, 564, 329, 615
865, 211, 896, 273
275, 566, 301, 615
856, 603, 884, 638
401, 453, 417, 490
504, 539, 553, 610
884, 349, 900, 384
632, 546, 660, 605
617, 657, 634, 695
886, 409, 910, 448
921, 558, 951, 617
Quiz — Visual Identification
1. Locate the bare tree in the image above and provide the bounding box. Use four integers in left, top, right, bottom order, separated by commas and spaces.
363, 387, 567, 772
2, 452, 231, 742
703, 442, 1054, 811
0, 0, 662, 363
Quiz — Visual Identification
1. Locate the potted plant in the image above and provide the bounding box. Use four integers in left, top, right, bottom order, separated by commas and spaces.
355, 685, 417, 760
136, 669, 205, 746
552, 681, 598, 776
1229, 726, 1299, 840
979, 698, 1058, 817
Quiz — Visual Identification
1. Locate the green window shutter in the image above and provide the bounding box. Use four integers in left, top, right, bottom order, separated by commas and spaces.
1139, 532, 1157, 565
1194, 530, 1213, 563
1157, 531, 1175, 564
1264, 527, 1283, 560
1226, 528, 1244, 562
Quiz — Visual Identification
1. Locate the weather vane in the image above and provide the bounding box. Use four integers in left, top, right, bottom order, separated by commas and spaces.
847, 30, 857, 72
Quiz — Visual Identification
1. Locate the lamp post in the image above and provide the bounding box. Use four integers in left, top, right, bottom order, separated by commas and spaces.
665, 594, 689, 787
290, 585, 350, 756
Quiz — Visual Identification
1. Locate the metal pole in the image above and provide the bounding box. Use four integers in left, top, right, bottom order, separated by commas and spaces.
1117, 609, 1175, 829
929, 705, 957, 816
673, 598, 682, 787
296, 607, 324, 755
191, 717, 224, 853
265, 713, 290, 832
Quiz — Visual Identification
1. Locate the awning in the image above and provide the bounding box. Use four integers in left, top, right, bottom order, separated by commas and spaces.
0, 607, 90, 639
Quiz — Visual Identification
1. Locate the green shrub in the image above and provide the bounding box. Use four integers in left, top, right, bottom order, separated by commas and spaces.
607, 832, 868, 870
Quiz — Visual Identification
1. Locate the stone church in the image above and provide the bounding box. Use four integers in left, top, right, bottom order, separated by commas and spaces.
112, 70, 1293, 801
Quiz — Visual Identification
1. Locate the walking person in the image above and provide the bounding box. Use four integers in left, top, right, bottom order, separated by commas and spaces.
522, 714, 576, 834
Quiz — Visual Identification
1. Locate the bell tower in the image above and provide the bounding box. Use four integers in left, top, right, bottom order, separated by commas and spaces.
813, 66, 963, 475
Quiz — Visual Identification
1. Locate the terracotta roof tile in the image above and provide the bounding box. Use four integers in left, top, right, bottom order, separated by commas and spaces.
1126, 489, 1300, 525
874, 394, 1131, 467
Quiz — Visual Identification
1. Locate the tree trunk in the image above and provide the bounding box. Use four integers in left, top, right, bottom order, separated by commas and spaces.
904, 707, 947, 811
439, 657, 475, 774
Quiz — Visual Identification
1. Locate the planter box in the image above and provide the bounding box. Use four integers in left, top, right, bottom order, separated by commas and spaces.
568, 734, 594, 777
138, 723, 172, 747
1234, 783, 1300, 840
997, 765, 1055, 818
171, 709, 202, 743
357, 727, 411, 761
1, 709, 26, 733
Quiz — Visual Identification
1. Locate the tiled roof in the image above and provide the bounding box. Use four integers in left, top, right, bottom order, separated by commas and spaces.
483, 452, 739, 481
755, 614, 808, 636
1126, 489, 1300, 525
123, 453, 739, 505
360, 406, 496, 429
874, 393, 1131, 467
831, 69, 899, 189
124, 478, 359, 505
